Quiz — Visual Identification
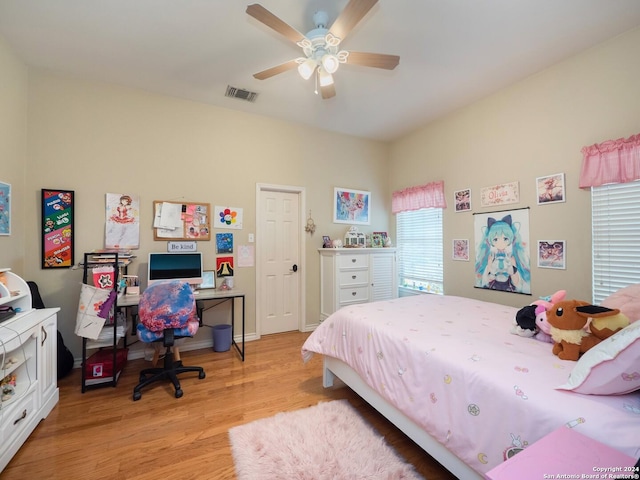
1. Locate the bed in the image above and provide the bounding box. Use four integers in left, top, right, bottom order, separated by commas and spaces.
301, 294, 640, 478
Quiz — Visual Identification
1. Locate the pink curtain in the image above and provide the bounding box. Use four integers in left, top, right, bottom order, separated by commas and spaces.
392, 181, 447, 213
579, 133, 640, 188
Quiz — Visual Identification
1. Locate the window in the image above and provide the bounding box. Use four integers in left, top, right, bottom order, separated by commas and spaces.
396, 208, 443, 295
591, 180, 640, 304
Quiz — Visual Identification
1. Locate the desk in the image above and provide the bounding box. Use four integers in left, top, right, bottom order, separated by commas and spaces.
119, 289, 245, 361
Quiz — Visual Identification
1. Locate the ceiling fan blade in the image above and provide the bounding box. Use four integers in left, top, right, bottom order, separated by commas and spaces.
246, 4, 306, 44
345, 51, 400, 70
329, 0, 378, 42
253, 59, 299, 80
320, 83, 336, 99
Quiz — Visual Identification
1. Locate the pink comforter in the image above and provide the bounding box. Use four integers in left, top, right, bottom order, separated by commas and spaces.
302, 295, 640, 475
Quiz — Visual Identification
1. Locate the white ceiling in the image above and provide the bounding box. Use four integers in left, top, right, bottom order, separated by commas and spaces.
1, 0, 640, 142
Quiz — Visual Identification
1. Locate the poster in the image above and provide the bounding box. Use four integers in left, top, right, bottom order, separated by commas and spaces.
0, 182, 10, 235
41, 189, 74, 268
105, 193, 140, 249
474, 208, 531, 294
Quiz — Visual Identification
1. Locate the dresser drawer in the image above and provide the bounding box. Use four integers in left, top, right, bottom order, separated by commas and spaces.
1, 390, 36, 444
338, 270, 368, 287
339, 286, 369, 304
338, 253, 369, 269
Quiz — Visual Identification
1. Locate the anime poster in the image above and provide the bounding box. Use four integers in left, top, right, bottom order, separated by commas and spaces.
41, 189, 74, 268
0, 182, 10, 235
474, 208, 531, 295
105, 193, 140, 249
333, 187, 370, 225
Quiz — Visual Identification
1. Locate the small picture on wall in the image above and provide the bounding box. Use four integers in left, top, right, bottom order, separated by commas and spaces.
536, 173, 566, 205
538, 240, 566, 269
452, 239, 470, 261
454, 189, 471, 212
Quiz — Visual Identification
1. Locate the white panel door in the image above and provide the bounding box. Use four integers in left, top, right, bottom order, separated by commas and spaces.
259, 189, 300, 334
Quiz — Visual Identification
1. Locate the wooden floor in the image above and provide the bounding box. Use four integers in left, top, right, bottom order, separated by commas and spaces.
2, 331, 457, 480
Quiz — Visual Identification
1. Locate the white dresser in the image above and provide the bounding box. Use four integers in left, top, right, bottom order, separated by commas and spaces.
319, 248, 397, 322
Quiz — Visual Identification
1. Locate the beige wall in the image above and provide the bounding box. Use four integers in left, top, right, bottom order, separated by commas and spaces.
22, 71, 390, 358
0, 35, 28, 271
390, 26, 640, 308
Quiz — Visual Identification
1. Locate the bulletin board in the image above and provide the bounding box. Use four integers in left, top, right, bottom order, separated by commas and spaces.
153, 201, 211, 241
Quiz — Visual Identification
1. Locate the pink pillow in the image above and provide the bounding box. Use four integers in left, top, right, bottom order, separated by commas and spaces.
556, 321, 640, 395
601, 284, 640, 323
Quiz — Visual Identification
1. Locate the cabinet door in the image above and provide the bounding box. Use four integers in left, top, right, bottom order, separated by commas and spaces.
370, 253, 397, 301
38, 313, 58, 408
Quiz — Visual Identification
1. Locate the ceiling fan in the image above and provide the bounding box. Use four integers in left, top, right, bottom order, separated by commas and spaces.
246, 0, 400, 99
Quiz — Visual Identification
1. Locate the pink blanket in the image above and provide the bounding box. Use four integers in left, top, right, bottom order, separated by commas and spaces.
302, 295, 640, 475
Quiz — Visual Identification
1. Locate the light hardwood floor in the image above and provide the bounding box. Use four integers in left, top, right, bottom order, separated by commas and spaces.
2, 331, 457, 480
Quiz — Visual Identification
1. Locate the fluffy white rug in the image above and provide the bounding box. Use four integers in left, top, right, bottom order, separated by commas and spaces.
228, 399, 423, 479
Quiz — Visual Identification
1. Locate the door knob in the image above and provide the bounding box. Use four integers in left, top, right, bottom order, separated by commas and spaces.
291, 264, 298, 272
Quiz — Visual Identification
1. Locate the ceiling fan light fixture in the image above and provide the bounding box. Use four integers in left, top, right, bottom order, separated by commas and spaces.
297, 58, 317, 80
318, 68, 334, 87
321, 54, 339, 74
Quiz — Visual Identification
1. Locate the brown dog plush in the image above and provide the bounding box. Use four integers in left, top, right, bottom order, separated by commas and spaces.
545, 300, 622, 361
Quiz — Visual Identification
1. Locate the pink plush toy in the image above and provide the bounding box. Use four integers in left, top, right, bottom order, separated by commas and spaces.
534, 304, 553, 343
529, 290, 566, 343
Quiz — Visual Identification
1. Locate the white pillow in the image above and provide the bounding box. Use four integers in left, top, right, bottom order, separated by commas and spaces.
556, 320, 640, 395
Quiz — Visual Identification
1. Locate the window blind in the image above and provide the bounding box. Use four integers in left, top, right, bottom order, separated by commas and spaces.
591, 181, 640, 304
396, 208, 443, 294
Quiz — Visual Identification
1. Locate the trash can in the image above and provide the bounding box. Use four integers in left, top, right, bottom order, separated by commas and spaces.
212, 324, 232, 352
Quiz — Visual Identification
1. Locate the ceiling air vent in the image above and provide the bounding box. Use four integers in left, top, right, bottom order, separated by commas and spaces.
225, 85, 258, 103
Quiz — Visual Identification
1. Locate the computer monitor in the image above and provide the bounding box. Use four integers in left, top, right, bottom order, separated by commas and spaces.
147, 252, 203, 287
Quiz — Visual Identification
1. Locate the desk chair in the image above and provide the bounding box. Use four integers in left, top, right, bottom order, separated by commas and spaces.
132, 280, 205, 401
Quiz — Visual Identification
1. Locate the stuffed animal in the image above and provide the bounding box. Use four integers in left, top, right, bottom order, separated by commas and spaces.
531, 290, 567, 310
511, 305, 537, 337
589, 310, 630, 340
533, 304, 553, 343
546, 300, 623, 361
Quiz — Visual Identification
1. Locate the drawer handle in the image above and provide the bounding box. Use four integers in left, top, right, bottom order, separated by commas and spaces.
352, 275, 357, 279
14, 409, 27, 425
351, 259, 356, 263
352, 291, 357, 296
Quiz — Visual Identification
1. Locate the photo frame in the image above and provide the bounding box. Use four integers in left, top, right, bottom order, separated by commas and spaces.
199, 270, 216, 289
333, 187, 371, 225
371, 233, 384, 248
41, 189, 74, 268
452, 239, 470, 261
537, 240, 566, 269
322, 235, 332, 248
0, 181, 10, 236
536, 173, 566, 205
454, 189, 471, 212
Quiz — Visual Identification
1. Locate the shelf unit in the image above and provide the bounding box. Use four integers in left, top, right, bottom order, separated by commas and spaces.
0, 268, 59, 472
80, 253, 130, 393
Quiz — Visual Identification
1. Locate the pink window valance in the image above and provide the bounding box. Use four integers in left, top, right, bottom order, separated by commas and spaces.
579, 133, 640, 188
392, 181, 447, 214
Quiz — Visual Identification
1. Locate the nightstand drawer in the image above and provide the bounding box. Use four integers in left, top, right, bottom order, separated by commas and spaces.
339, 286, 369, 304
338, 254, 369, 269
338, 270, 368, 287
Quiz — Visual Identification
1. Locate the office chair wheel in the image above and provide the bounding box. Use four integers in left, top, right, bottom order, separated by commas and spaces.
175, 388, 183, 399
133, 391, 142, 401
199, 371, 206, 379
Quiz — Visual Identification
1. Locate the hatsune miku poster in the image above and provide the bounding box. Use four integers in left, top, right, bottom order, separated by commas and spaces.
474, 208, 531, 295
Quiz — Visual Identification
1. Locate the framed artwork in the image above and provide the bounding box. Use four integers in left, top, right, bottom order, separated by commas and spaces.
480, 182, 519, 207
215, 206, 243, 230
454, 189, 471, 212
536, 173, 566, 205
333, 187, 371, 225
0, 181, 10, 235
371, 233, 384, 248
216, 256, 234, 277
537, 240, 566, 269
452, 239, 470, 261
41, 189, 74, 268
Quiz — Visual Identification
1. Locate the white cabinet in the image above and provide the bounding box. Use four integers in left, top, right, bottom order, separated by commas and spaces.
319, 248, 397, 322
0, 269, 59, 472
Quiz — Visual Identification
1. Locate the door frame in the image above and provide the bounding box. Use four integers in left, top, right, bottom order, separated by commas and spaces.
255, 183, 306, 338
